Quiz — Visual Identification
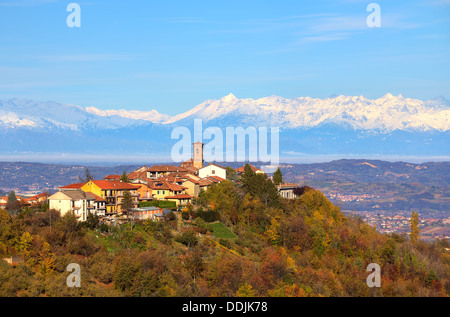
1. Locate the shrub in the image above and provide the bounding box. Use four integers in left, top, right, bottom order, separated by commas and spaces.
175, 229, 198, 247
219, 239, 231, 249
195, 209, 220, 223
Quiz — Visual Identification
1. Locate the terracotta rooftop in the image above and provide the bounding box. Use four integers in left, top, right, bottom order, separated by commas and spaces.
152, 181, 186, 191
91, 180, 140, 190
277, 183, 299, 188
235, 164, 263, 173
127, 171, 152, 183
104, 175, 121, 180
60, 182, 85, 189
148, 165, 187, 172
201, 162, 226, 169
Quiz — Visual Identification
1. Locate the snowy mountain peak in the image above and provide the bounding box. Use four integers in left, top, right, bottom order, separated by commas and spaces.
220, 93, 238, 103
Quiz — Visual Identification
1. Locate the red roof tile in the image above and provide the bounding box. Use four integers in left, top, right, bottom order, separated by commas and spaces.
148, 165, 187, 172
91, 180, 140, 190
104, 174, 121, 180
235, 164, 263, 173
60, 183, 85, 189
151, 181, 186, 191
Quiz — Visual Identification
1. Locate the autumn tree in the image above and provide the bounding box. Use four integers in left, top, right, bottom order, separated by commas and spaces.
236, 283, 256, 297
17, 232, 33, 258
181, 247, 205, 281
410, 211, 420, 245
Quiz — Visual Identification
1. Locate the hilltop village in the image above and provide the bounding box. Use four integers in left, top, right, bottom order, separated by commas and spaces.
1, 143, 299, 224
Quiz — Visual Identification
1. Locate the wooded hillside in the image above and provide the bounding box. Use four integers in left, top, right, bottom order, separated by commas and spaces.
0, 167, 448, 297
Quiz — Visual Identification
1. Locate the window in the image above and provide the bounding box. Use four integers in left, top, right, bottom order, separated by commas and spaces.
212, 170, 215, 174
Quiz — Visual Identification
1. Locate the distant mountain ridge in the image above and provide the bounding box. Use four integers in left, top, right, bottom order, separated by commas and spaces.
0, 94, 449, 159
164, 93, 450, 132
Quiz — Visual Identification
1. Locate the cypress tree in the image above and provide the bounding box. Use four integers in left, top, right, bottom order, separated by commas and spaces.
6, 190, 20, 216
410, 211, 420, 244
273, 167, 283, 185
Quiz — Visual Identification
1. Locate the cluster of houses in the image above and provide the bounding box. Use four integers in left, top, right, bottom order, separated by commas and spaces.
48, 154, 229, 221
0, 192, 49, 209
4, 143, 299, 222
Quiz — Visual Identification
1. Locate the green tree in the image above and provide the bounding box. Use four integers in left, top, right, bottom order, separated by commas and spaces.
225, 166, 240, 184
241, 164, 256, 193
175, 229, 198, 247
84, 213, 99, 229
60, 211, 80, 235
121, 190, 133, 215
261, 178, 280, 207
410, 211, 420, 244
273, 167, 283, 185
120, 171, 129, 183
6, 191, 20, 216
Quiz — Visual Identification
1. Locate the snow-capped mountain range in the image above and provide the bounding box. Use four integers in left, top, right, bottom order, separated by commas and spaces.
1, 93, 448, 132
164, 93, 450, 132
0, 94, 449, 159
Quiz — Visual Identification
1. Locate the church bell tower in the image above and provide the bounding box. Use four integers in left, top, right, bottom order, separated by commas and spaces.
193, 142, 204, 169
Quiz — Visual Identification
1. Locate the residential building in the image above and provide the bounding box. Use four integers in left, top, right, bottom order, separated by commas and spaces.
198, 163, 227, 179
181, 176, 200, 198
151, 180, 193, 206
127, 170, 152, 184
48, 190, 97, 221
164, 194, 193, 207
135, 182, 153, 202
198, 176, 224, 193
81, 180, 140, 215
22, 192, 49, 206
151, 180, 187, 200
147, 165, 188, 180
277, 183, 300, 199
85, 192, 107, 217
130, 206, 162, 221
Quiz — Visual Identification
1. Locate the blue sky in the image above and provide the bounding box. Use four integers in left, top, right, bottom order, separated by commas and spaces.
0, 0, 449, 115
